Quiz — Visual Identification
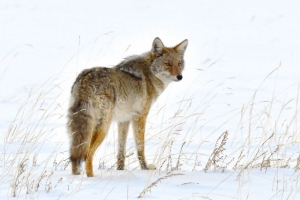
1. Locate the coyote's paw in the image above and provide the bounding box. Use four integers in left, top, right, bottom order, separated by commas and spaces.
86, 171, 94, 177
73, 170, 81, 175
148, 164, 156, 170
72, 163, 82, 175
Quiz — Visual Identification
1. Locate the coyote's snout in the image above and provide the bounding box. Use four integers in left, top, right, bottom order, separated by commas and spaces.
68, 37, 188, 177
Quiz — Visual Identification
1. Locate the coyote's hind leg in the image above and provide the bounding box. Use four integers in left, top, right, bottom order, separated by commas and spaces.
85, 98, 113, 177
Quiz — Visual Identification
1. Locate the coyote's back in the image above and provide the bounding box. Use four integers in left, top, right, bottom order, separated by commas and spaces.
68, 37, 188, 177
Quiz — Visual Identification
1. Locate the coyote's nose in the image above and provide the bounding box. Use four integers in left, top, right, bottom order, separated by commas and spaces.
177, 75, 183, 81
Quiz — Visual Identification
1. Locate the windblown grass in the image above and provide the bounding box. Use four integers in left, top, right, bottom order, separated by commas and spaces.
0, 62, 299, 199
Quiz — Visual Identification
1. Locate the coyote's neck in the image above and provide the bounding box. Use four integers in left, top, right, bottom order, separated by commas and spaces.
148, 73, 169, 96
115, 52, 171, 97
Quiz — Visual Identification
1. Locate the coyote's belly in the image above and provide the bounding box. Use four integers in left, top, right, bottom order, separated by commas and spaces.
112, 98, 145, 122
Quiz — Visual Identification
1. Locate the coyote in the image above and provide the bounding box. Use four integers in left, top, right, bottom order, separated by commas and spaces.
68, 37, 188, 177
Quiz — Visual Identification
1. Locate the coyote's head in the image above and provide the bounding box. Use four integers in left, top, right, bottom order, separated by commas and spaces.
150, 37, 188, 84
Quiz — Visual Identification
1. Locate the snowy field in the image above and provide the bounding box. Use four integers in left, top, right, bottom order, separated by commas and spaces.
1, 0, 300, 199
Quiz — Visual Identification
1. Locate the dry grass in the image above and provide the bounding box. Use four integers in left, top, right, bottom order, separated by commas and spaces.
138, 170, 184, 198
0, 79, 69, 198
204, 131, 229, 172
0, 60, 299, 199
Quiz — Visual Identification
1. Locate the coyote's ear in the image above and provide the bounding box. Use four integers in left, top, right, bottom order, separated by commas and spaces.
174, 39, 188, 56
152, 37, 165, 56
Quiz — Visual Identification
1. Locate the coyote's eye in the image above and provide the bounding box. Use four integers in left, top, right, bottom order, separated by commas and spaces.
178, 62, 182, 67
165, 62, 171, 67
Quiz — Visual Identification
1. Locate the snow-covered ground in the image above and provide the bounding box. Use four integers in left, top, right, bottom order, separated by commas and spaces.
1, 0, 300, 199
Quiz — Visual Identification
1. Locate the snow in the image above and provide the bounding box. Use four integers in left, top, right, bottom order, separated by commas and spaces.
1, 0, 300, 199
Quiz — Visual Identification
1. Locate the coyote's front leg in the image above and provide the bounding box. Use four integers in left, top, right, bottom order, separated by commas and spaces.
132, 115, 156, 170
117, 121, 130, 170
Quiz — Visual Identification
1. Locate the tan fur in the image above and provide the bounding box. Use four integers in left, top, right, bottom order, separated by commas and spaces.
67, 37, 188, 177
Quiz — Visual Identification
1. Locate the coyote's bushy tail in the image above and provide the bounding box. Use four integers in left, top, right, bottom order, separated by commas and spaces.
68, 100, 95, 171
